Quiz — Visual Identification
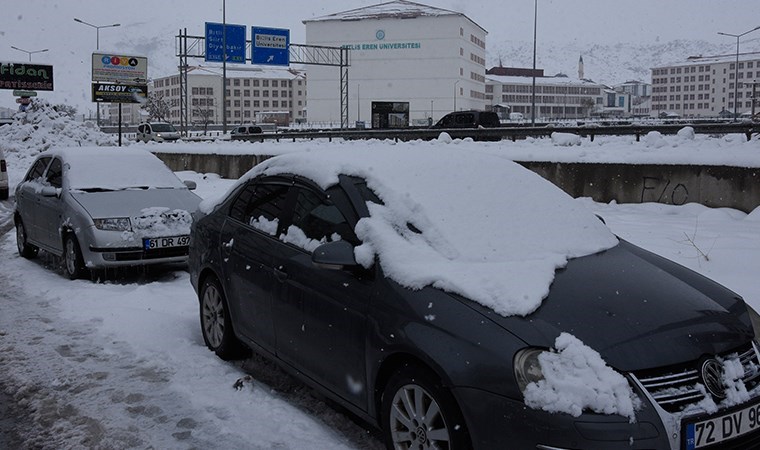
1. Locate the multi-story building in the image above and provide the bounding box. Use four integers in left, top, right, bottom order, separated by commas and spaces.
110, 68, 307, 126
651, 52, 760, 117
304, 0, 487, 126
485, 67, 606, 120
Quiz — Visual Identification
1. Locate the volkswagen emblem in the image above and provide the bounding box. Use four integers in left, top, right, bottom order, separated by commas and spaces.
700, 359, 726, 400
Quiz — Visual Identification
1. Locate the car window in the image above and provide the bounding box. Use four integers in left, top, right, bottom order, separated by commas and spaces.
456, 113, 474, 125
46, 158, 63, 188
229, 182, 290, 233
289, 187, 358, 246
25, 157, 51, 182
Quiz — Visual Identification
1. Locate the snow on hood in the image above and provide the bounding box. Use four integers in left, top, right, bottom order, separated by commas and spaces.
238, 145, 618, 317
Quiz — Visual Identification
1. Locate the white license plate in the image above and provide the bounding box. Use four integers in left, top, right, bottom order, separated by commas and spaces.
685, 401, 760, 449
143, 235, 190, 250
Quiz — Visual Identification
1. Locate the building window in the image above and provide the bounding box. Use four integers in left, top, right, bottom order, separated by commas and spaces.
233, 79, 240, 86
254, 90, 260, 97
263, 101, 269, 107
253, 80, 260, 87
263, 90, 269, 97
244, 79, 250, 86
263, 80, 269, 87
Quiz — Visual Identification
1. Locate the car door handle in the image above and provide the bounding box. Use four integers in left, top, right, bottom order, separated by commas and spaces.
273, 266, 288, 282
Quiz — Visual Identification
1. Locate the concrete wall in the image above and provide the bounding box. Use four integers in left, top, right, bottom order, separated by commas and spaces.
155, 152, 760, 213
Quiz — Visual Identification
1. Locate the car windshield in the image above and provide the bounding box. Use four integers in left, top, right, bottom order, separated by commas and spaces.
151, 123, 176, 132
60, 148, 185, 191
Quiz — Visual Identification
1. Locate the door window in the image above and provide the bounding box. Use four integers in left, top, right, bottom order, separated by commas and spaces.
25, 157, 51, 182
286, 187, 358, 249
46, 158, 63, 188
229, 181, 290, 235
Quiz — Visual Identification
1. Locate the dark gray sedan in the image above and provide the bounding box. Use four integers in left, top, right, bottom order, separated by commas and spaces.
15, 147, 201, 279
189, 147, 760, 450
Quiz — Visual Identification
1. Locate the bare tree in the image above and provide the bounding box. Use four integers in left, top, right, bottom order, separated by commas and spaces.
142, 93, 171, 122
192, 96, 216, 134
580, 98, 596, 117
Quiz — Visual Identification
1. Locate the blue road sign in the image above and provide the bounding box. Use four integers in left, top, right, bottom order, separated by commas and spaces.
252, 27, 289, 66
205, 22, 246, 64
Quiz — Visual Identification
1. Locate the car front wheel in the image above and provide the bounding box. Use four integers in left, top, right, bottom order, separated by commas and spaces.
199, 276, 248, 360
63, 233, 87, 279
382, 365, 471, 450
16, 219, 38, 259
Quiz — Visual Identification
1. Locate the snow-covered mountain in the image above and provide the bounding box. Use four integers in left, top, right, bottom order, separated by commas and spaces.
488, 37, 760, 84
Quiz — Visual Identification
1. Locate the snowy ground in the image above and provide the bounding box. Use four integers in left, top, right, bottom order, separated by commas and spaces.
1, 110, 759, 447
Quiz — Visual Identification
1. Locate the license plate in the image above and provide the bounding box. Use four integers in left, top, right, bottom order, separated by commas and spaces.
143, 235, 190, 250
685, 401, 760, 449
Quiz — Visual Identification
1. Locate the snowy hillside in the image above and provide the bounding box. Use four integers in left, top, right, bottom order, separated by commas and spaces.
488, 37, 760, 84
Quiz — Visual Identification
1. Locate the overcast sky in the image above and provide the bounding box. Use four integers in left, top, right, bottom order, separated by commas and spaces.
1, 0, 759, 114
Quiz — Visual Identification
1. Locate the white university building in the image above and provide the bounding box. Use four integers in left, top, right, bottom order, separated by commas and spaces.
304, 0, 488, 127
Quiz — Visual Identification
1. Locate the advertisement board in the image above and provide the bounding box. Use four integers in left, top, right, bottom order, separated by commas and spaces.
92, 83, 148, 103
205, 22, 246, 63
252, 27, 289, 66
0, 62, 54, 91
91, 53, 148, 84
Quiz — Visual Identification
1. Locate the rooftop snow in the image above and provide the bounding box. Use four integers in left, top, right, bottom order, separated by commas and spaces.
305, 0, 461, 23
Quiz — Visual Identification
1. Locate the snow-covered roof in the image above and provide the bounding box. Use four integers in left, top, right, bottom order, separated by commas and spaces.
657, 52, 760, 69
304, 0, 486, 33
486, 74, 601, 87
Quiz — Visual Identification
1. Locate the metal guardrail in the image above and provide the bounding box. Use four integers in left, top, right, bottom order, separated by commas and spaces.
231, 122, 758, 143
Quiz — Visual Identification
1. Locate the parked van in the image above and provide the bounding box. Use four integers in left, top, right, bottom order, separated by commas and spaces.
136, 122, 180, 143
432, 110, 501, 129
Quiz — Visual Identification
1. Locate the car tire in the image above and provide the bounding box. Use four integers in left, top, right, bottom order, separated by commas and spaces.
63, 233, 87, 280
16, 219, 38, 259
199, 276, 249, 360
381, 364, 471, 450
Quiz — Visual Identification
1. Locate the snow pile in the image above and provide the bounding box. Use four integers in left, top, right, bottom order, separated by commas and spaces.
243, 145, 618, 316
130, 206, 193, 238
523, 333, 640, 422
551, 132, 581, 146
644, 131, 669, 149
677, 126, 696, 140
0, 102, 119, 189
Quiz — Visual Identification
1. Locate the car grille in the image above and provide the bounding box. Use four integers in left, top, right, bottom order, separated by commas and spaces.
633, 343, 760, 414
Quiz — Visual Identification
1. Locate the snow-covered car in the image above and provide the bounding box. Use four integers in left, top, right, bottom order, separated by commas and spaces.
0, 146, 8, 200
136, 121, 180, 143
15, 147, 201, 279
189, 147, 760, 449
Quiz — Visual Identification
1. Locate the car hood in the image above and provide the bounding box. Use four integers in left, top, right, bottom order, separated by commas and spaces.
467, 240, 753, 372
70, 188, 201, 219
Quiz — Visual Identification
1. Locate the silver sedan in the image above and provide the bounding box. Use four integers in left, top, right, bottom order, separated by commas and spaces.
14, 147, 201, 279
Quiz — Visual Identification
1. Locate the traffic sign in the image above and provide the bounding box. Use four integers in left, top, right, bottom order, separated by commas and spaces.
205, 22, 246, 64
252, 27, 289, 66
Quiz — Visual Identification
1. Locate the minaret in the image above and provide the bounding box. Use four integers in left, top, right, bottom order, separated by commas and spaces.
578, 55, 585, 80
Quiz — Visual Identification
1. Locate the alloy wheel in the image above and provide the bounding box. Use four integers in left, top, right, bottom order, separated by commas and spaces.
201, 284, 225, 349
389, 384, 451, 450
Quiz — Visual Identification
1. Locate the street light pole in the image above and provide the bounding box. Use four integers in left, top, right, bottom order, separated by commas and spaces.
531, 0, 538, 126
718, 25, 760, 121
10, 46, 48, 62
74, 18, 121, 127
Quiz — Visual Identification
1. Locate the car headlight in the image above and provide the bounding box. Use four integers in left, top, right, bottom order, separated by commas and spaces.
514, 347, 545, 394
93, 217, 132, 231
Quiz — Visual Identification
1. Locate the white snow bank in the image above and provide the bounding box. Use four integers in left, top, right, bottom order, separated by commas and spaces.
677, 126, 695, 140
238, 145, 618, 316
551, 132, 581, 146
523, 333, 640, 422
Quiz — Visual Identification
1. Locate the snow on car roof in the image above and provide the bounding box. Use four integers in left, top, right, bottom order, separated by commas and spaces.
236, 144, 619, 316
45, 147, 185, 191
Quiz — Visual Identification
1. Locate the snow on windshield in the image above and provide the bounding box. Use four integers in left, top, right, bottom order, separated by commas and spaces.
59, 147, 185, 191
242, 144, 618, 317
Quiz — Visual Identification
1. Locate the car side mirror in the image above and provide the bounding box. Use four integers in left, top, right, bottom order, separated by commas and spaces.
41, 186, 59, 197
312, 240, 357, 270
183, 180, 197, 190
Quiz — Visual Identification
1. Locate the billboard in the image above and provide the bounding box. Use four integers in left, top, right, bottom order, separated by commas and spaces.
205, 22, 246, 63
92, 54, 148, 84
252, 27, 289, 66
0, 62, 54, 91
92, 83, 148, 103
